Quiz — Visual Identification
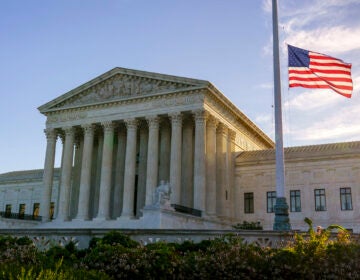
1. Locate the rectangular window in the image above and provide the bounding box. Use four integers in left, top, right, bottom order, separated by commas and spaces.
340, 188, 353, 211
314, 189, 326, 211
290, 190, 301, 212
33, 203, 40, 219
267, 191, 277, 213
50, 202, 55, 219
5, 204, 11, 218
19, 204, 25, 219
244, 192, 254, 213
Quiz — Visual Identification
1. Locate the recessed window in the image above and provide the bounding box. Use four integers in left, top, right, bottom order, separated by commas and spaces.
33, 203, 40, 219
290, 190, 301, 212
19, 204, 26, 219
5, 204, 11, 218
267, 191, 277, 213
340, 188, 353, 211
314, 189, 326, 211
50, 202, 55, 219
244, 192, 254, 214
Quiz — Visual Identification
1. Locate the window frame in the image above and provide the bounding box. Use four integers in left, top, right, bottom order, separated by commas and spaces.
340, 187, 353, 211
5, 204, 12, 218
314, 189, 326, 211
290, 190, 301, 212
18, 203, 26, 219
244, 192, 254, 214
267, 191, 277, 213
33, 203, 40, 219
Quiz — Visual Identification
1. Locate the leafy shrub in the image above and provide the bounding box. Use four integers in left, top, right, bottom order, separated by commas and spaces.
101, 230, 139, 248
3, 225, 360, 279
0, 260, 111, 280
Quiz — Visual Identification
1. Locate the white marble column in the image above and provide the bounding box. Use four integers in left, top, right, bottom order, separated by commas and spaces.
41, 128, 57, 222
145, 116, 160, 206
181, 116, 194, 208
227, 129, 236, 218
121, 118, 138, 218
70, 136, 83, 218
206, 115, 218, 216
75, 124, 95, 220
216, 123, 228, 217
136, 123, 148, 216
193, 110, 207, 213
169, 112, 182, 205
158, 119, 170, 182
96, 121, 115, 220
57, 127, 75, 221
113, 128, 126, 218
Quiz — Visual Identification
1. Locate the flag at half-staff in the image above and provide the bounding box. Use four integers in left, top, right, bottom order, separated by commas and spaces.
288, 44, 353, 98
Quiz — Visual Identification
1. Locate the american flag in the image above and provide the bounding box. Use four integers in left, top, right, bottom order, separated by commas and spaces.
288, 44, 353, 98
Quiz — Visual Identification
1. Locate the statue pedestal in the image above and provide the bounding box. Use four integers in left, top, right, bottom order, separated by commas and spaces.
273, 197, 291, 231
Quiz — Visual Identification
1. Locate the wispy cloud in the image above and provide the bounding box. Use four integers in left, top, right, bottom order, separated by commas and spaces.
261, 0, 360, 146
284, 92, 360, 144
284, 90, 346, 112
285, 26, 360, 54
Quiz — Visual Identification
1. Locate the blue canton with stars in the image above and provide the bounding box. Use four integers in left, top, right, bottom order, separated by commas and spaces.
288, 45, 310, 67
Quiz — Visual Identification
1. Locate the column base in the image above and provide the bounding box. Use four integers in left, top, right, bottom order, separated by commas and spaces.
116, 215, 136, 221
41, 217, 52, 223
72, 217, 90, 222
273, 197, 291, 231
93, 216, 111, 222
54, 216, 71, 222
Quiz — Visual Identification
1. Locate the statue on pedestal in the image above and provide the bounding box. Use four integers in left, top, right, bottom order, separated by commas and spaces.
153, 181, 172, 209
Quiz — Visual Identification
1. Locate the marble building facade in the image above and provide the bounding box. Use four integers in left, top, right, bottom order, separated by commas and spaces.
18, 67, 272, 229
1, 67, 359, 232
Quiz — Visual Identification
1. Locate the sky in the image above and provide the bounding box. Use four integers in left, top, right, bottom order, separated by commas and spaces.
0, 0, 359, 174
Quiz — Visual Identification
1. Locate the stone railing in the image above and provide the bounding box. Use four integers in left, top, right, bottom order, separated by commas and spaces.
0, 228, 300, 249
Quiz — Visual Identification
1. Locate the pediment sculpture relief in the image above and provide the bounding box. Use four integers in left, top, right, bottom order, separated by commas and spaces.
54, 74, 195, 109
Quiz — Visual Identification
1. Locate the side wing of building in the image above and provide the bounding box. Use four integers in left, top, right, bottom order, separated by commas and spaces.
235, 141, 360, 232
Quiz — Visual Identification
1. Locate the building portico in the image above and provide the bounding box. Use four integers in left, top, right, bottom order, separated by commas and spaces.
37, 67, 273, 228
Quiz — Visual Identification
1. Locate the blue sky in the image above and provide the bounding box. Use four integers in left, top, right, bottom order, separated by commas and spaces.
1, 0, 359, 174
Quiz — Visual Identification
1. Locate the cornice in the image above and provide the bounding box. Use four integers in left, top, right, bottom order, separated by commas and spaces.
204, 85, 274, 149
0, 169, 61, 184
44, 86, 206, 116
45, 88, 206, 125
236, 141, 360, 167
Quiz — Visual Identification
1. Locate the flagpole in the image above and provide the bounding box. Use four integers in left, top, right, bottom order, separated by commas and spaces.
272, 0, 291, 230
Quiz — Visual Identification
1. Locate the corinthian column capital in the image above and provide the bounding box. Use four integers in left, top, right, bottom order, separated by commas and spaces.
81, 124, 95, 135
169, 112, 182, 125
146, 115, 160, 129
207, 115, 219, 128
63, 126, 75, 137
192, 109, 208, 124
101, 121, 115, 133
44, 128, 57, 141
124, 118, 138, 130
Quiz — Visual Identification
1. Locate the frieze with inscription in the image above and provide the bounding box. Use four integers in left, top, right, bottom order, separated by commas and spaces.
46, 111, 88, 124
151, 94, 204, 108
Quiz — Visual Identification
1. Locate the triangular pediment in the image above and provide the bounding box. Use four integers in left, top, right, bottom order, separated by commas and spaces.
39, 67, 209, 113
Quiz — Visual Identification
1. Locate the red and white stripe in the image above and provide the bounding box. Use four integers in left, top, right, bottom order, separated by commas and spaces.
289, 52, 353, 98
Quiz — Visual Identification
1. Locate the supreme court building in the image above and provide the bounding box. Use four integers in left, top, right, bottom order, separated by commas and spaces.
1, 67, 360, 232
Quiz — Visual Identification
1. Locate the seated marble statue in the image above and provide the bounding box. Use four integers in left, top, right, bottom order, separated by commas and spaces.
153, 180, 171, 207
